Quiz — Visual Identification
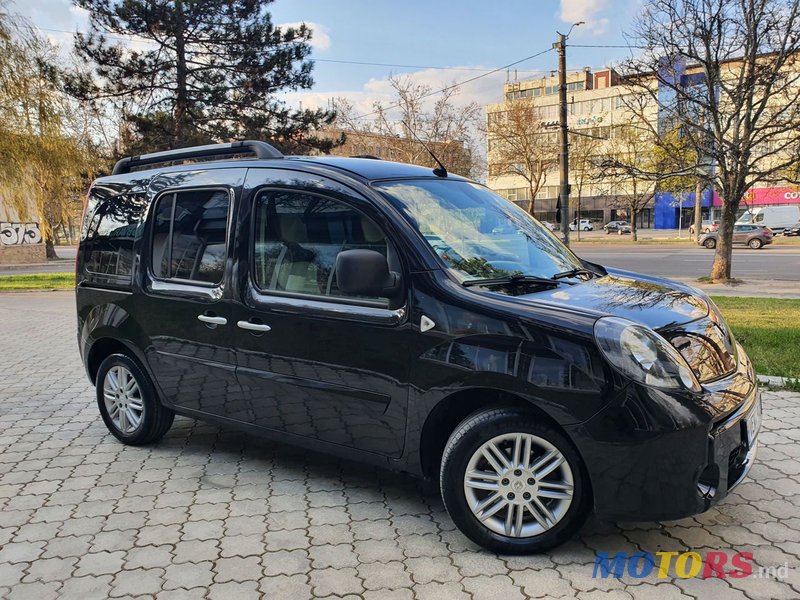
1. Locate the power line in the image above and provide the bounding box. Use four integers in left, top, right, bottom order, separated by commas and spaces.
569, 44, 648, 49
353, 46, 556, 120
36, 26, 554, 74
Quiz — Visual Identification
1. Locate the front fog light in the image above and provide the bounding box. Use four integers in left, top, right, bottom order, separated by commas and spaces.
594, 317, 702, 393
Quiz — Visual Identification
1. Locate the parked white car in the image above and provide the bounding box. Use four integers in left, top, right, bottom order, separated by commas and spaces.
569, 218, 593, 231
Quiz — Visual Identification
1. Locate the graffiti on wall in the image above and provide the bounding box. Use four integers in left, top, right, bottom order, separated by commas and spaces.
0, 222, 43, 245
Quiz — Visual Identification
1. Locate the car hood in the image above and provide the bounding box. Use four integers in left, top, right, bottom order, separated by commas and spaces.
506, 269, 709, 330
474, 268, 738, 384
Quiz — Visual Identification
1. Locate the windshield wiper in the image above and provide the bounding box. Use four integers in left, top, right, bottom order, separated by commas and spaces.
462, 274, 559, 289
551, 267, 599, 281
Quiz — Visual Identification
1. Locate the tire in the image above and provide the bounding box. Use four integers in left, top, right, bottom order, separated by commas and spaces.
605, 229, 610, 235
440, 408, 590, 554
583, 226, 590, 231
703, 238, 717, 249
748, 238, 763, 249
96, 353, 175, 445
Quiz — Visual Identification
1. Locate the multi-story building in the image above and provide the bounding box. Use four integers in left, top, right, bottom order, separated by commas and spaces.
486, 66, 800, 229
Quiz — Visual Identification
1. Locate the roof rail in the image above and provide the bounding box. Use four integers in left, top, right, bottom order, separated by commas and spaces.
349, 154, 383, 160
111, 140, 283, 175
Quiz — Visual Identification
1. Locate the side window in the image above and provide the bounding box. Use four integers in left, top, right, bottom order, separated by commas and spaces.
754, 213, 764, 223
151, 189, 230, 285
253, 189, 389, 306
83, 191, 147, 278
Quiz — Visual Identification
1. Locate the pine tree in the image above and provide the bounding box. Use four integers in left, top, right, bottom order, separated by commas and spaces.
68, 0, 336, 155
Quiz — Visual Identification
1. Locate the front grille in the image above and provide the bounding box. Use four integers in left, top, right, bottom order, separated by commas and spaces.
666, 316, 736, 383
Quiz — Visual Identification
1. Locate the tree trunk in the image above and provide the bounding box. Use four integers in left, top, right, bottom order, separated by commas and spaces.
693, 181, 703, 243
630, 207, 638, 242
528, 183, 536, 217
173, 0, 188, 146
710, 202, 737, 280
45, 233, 58, 259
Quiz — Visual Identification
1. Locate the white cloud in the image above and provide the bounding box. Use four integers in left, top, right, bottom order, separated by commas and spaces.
559, 0, 609, 35
280, 66, 510, 118
277, 21, 331, 51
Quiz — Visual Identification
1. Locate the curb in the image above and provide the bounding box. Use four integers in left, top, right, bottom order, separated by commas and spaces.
758, 374, 797, 390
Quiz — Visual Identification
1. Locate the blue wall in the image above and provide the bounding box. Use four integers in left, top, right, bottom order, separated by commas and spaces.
654, 189, 713, 229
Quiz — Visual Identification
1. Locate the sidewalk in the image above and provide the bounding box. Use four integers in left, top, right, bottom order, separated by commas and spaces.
676, 278, 800, 299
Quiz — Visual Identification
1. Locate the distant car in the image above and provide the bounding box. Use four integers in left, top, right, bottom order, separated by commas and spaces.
688, 220, 720, 236
540, 220, 555, 231
603, 220, 629, 234
698, 224, 773, 249
569, 218, 593, 231
618, 224, 632, 235
782, 222, 800, 236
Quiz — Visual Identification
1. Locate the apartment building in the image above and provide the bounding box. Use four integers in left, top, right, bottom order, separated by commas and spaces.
486, 66, 799, 229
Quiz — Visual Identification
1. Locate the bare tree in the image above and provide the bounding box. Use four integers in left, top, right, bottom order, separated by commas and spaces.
622, 0, 800, 281
569, 129, 602, 239
484, 99, 558, 215
598, 126, 660, 241
333, 76, 482, 178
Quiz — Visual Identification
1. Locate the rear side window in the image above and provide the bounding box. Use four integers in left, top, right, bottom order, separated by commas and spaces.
151, 189, 230, 285
82, 191, 147, 278
253, 189, 389, 305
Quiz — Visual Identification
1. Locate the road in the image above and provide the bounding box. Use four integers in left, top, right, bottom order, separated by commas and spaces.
576, 244, 800, 282
2, 243, 798, 283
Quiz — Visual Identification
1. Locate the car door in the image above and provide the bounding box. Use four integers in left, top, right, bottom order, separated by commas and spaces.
230, 168, 414, 457
132, 168, 246, 418
732, 225, 749, 244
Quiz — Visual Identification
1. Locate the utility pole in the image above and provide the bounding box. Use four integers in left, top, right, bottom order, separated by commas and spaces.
553, 22, 582, 247
554, 33, 570, 246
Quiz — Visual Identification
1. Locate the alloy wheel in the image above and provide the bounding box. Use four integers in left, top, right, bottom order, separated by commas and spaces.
463, 433, 575, 538
102, 365, 144, 434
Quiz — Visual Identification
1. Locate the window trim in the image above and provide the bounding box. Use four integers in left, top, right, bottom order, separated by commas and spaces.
148, 186, 234, 289
248, 186, 397, 310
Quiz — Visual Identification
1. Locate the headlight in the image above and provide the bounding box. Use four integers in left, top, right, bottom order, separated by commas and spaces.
594, 317, 702, 392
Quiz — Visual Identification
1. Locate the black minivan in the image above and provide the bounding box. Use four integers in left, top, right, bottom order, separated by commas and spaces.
76, 141, 761, 554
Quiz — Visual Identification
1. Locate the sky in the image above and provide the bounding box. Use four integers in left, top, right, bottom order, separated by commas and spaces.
11, 0, 642, 115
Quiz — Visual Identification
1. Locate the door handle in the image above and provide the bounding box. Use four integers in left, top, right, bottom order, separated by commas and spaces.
237, 320, 272, 332
197, 314, 227, 325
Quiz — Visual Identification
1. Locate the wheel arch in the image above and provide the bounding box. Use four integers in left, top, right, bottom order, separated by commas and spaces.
86, 336, 149, 385
418, 387, 571, 480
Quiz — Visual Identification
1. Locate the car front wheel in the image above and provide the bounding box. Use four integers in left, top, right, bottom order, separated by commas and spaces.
703, 238, 717, 249
440, 408, 590, 554
96, 353, 175, 445
748, 238, 763, 249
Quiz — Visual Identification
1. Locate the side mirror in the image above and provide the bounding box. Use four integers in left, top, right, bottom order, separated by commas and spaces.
335, 249, 400, 298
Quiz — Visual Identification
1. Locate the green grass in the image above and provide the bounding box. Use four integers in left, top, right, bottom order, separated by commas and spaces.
0, 273, 74, 291
710, 296, 800, 379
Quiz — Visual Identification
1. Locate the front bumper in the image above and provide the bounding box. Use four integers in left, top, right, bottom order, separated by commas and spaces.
566, 346, 761, 522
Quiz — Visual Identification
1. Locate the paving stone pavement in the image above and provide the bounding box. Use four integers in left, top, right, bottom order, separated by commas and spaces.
1, 291, 799, 600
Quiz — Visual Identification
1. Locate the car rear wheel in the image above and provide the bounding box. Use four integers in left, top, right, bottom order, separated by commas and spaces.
440, 408, 590, 554
703, 238, 717, 249
748, 238, 763, 249
96, 353, 174, 445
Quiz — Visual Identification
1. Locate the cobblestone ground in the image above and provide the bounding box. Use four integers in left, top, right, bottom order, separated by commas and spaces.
1, 291, 799, 600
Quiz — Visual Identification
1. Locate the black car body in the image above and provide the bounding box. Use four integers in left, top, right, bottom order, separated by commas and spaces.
783, 222, 800, 236
76, 142, 761, 553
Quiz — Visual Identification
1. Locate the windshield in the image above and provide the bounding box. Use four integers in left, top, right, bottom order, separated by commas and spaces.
376, 179, 585, 282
